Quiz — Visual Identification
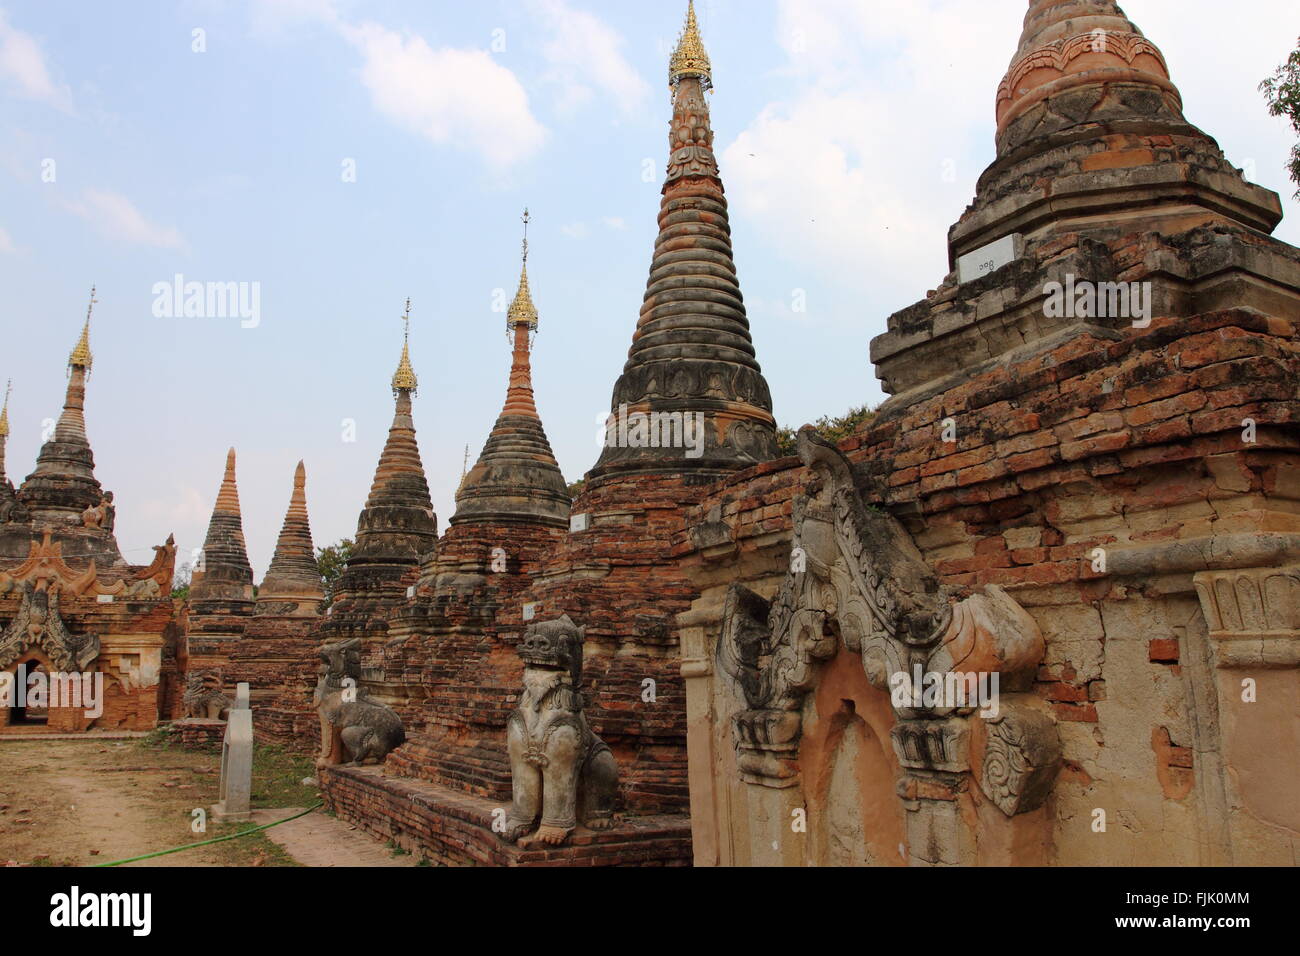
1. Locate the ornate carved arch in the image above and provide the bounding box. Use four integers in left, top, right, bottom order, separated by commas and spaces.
718, 428, 1061, 819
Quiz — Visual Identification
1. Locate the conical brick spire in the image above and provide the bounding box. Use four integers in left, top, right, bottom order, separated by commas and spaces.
20, 288, 111, 523
346, 305, 437, 570
11, 288, 124, 565
590, 3, 777, 480
0, 379, 10, 490
259, 460, 323, 612
191, 448, 254, 602
453, 213, 570, 528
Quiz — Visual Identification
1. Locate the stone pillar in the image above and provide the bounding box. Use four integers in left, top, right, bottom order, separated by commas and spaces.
214, 682, 253, 822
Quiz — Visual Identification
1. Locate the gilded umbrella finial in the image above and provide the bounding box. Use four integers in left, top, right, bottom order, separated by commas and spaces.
507, 208, 539, 336
69, 284, 96, 373
670, 1, 712, 91
392, 297, 418, 395
0, 379, 11, 439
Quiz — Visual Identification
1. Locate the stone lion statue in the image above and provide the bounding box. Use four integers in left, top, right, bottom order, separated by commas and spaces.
182, 670, 230, 720
313, 637, 405, 768
502, 615, 618, 846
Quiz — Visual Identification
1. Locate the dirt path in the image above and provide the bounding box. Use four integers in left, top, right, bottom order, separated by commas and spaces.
253, 808, 418, 867
0, 739, 411, 867
0, 738, 235, 865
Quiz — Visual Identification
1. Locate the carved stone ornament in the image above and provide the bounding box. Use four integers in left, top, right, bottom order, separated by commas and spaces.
717, 428, 1061, 813
0, 581, 99, 672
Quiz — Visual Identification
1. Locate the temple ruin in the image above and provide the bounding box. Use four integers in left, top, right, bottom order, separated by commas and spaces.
0, 1, 1295, 867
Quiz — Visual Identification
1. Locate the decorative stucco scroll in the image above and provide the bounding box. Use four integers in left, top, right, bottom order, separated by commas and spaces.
717, 427, 1060, 815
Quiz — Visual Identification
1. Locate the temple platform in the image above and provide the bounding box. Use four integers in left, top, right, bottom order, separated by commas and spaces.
319, 764, 692, 866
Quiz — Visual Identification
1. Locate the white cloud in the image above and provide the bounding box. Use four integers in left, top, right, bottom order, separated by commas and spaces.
560, 222, 590, 239
61, 189, 186, 249
340, 20, 546, 170
0, 225, 14, 253
529, 0, 650, 117
602, 216, 627, 230
723, 0, 1014, 305
0, 8, 72, 110
250, 0, 547, 169
727, 0, 1300, 303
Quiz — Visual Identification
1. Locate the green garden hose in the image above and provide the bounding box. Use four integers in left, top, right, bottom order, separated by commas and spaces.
93, 802, 323, 867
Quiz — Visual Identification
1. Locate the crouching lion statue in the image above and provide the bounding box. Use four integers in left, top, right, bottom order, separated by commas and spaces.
314, 637, 405, 768
502, 615, 618, 846
182, 671, 230, 720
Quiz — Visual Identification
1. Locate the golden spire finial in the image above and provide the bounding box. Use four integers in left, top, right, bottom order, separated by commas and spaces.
69, 285, 96, 373
670, 1, 712, 91
507, 208, 539, 335
392, 297, 419, 395
0, 379, 11, 438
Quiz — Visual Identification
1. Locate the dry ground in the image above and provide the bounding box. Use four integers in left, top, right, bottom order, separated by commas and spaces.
0, 735, 417, 867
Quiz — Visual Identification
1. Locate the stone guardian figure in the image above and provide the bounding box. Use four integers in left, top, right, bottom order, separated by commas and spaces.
313, 637, 405, 767
502, 615, 618, 846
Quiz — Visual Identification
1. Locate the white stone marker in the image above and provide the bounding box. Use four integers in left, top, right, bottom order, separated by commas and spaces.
213, 682, 253, 822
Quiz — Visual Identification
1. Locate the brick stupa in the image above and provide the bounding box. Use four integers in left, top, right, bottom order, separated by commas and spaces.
0, 381, 13, 517
227, 460, 324, 738
874, 0, 1290, 398
186, 448, 256, 672
0, 292, 182, 732
380, 222, 572, 796
316, 307, 437, 649
591, 0, 777, 480
2, 291, 124, 565
451, 216, 570, 529
257, 460, 324, 615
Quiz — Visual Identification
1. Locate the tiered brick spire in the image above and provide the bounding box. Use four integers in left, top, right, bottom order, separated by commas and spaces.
453, 212, 570, 528
0, 379, 10, 491
258, 460, 323, 611
20, 288, 114, 525
590, 3, 777, 480
190, 448, 254, 602
346, 304, 437, 571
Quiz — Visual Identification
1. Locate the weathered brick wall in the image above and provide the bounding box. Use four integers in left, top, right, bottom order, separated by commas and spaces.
679, 295, 1299, 865
381, 521, 561, 797
320, 765, 692, 866
224, 613, 320, 751
167, 718, 226, 751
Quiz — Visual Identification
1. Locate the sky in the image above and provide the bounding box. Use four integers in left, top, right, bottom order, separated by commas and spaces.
0, 0, 1296, 578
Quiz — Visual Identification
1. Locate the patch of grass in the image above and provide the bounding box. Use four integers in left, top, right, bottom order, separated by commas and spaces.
139, 726, 175, 750
135, 736, 316, 809
204, 821, 303, 867
249, 745, 317, 809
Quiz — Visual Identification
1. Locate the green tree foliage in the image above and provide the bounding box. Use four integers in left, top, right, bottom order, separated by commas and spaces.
776, 404, 877, 457
567, 479, 586, 500
170, 571, 190, 601
1261, 38, 1300, 199
316, 538, 354, 610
